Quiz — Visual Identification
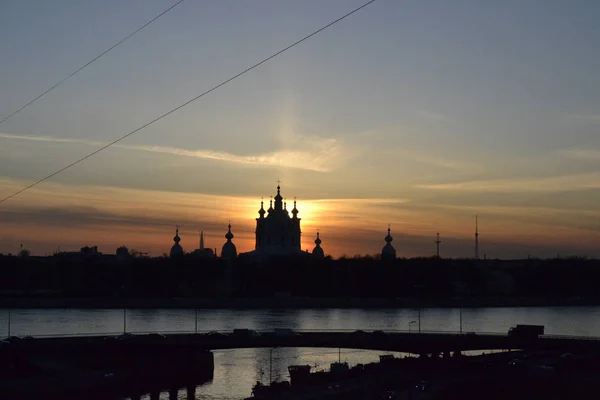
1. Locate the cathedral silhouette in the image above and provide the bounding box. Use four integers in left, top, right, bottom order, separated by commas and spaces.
251, 184, 303, 257
169, 184, 397, 261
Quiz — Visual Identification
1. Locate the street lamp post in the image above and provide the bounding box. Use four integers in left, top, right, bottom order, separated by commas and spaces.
418, 308, 421, 333
269, 348, 273, 384
459, 308, 463, 335
123, 308, 126, 334
195, 309, 198, 334
409, 320, 416, 333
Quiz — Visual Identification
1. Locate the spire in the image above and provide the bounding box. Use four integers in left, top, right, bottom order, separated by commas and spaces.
200, 230, 204, 250
173, 226, 181, 244
314, 231, 322, 246
268, 197, 273, 213
475, 215, 479, 260
291, 197, 299, 218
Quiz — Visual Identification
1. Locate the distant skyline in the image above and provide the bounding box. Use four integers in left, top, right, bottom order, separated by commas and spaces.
1, 0, 600, 258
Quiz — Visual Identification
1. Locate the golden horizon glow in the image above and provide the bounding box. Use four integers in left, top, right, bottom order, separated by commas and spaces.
1, 177, 599, 259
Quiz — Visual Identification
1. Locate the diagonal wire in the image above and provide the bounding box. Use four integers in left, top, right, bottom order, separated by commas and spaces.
0, 0, 185, 126
0, 0, 377, 205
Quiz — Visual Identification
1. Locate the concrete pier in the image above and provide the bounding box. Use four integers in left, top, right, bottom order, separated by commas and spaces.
187, 385, 196, 399
0, 337, 214, 399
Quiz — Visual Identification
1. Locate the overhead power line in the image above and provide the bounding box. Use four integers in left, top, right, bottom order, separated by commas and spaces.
0, 0, 185, 126
0, 0, 377, 205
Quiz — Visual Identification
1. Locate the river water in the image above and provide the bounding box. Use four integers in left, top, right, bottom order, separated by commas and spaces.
2, 306, 600, 399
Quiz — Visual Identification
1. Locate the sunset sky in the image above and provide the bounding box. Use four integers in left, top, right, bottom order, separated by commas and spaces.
1, 0, 600, 258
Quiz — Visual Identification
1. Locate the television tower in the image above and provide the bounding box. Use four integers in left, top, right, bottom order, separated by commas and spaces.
474, 215, 479, 260
434, 232, 441, 258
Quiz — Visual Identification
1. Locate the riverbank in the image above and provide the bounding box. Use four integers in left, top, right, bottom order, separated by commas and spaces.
0, 295, 599, 309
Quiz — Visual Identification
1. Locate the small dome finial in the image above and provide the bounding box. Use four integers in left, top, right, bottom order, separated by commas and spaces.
225, 222, 234, 241
291, 196, 299, 217
173, 225, 181, 244
385, 225, 393, 243
259, 197, 266, 217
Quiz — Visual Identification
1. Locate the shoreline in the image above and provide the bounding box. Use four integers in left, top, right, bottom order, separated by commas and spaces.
0, 296, 598, 309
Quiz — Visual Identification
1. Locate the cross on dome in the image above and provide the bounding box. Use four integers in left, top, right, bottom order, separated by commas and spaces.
385, 225, 393, 243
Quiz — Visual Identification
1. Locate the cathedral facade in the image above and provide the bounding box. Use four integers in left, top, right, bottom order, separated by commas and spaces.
253, 184, 302, 256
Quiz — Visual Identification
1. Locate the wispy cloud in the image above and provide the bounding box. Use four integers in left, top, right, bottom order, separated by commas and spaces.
386, 147, 473, 170
0, 132, 342, 172
559, 148, 600, 162
415, 110, 452, 122
415, 172, 600, 193
0, 132, 104, 146
563, 113, 600, 123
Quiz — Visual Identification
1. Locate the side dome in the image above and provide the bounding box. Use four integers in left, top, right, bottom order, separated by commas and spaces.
221, 223, 237, 261
381, 226, 396, 261
221, 241, 237, 260
170, 227, 184, 257
312, 231, 325, 259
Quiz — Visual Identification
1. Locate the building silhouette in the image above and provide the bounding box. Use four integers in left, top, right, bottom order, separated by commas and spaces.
381, 225, 396, 261
192, 230, 215, 258
116, 246, 130, 261
250, 184, 303, 257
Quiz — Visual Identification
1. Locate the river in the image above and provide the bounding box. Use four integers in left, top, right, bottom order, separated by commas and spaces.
2, 306, 599, 399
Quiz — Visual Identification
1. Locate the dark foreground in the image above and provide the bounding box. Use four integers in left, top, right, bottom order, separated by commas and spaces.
0, 334, 214, 399
3, 330, 600, 400
246, 350, 600, 400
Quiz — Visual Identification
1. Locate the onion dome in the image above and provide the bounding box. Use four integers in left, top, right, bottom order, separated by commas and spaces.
385, 226, 393, 244
268, 197, 274, 213
225, 223, 234, 240
258, 199, 266, 218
